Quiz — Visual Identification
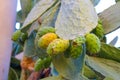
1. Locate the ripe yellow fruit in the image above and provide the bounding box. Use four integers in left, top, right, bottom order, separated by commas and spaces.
38, 33, 58, 49
47, 39, 69, 55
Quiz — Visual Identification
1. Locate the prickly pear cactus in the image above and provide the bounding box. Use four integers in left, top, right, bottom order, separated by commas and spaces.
11, 0, 120, 80
34, 56, 52, 71
38, 33, 58, 49
69, 36, 86, 59
12, 29, 28, 45
37, 27, 55, 37
12, 30, 22, 42
91, 20, 104, 40
85, 33, 101, 55
47, 39, 69, 55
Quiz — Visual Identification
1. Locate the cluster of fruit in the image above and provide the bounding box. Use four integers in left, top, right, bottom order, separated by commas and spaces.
37, 20, 103, 57
12, 20, 104, 72
34, 20, 104, 71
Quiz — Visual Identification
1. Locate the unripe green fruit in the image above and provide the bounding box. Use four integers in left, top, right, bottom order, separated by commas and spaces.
43, 57, 52, 68
98, 19, 102, 24
12, 30, 22, 41
92, 24, 104, 40
73, 36, 86, 44
70, 36, 85, 59
47, 39, 69, 55
85, 33, 101, 55
34, 57, 52, 71
38, 27, 55, 37
34, 59, 44, 71
38, 33, 58, 49
70, 44, 83, 59
20, 32, 28, 42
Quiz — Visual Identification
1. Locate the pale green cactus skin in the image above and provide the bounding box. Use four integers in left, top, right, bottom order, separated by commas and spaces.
85, 33, 101, 55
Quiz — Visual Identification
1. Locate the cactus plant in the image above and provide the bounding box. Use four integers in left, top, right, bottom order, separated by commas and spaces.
10, 0, 120, 80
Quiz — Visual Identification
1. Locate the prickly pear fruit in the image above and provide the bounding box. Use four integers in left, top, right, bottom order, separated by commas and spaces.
70, 44, 83, 59
47, 39, 69, 55
85, 33, 101, 55
70, 36, 85, 59
43, 57, 52, 68
12, 30, 22, 41
98, 19, 102, 24
34, 59, 44, 71
38, 33, 58, 49
92, 24, 104, 40
73, 36, 86, 44
34, 57, 52, 71
37, 27, 55, 37
20, 32, 28, 42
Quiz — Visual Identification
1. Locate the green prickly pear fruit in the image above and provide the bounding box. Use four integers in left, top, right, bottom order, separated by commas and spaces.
70, 44, 83, 59
12, 30, 22, 42
85, 33, 101, 55
34, 57, 52, 71
70, 36, 86, 59
20, 32, 28, 42
92, 24, 104, 40
43, 57, 52, 68
47, 39, 69, 55
34, 59, 44, 71
38, 27, 55, 37
98, 19, 102, 24
38, 33, 58, 49
73, 36, 86, 44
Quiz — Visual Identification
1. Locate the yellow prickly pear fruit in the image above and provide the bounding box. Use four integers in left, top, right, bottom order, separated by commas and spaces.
47, 39, 69, 55
85, 33, 101, 55
12, 30, 22, 42
38, 33, 58, 49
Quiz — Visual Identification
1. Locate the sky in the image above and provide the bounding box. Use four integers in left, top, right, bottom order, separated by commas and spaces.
94, 0, 120, 47
16, 0, 120, 47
